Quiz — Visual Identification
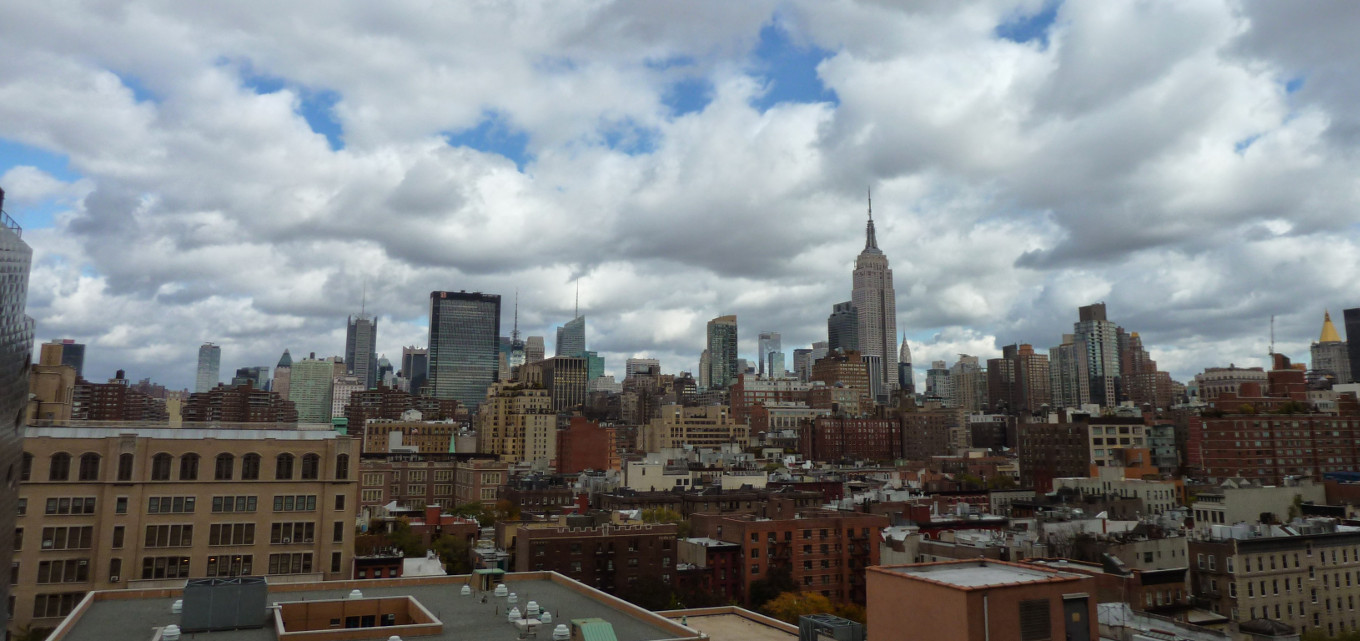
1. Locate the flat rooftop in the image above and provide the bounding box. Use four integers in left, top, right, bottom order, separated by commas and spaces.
879, 560, 1087, 589
25, 425, 339, 440
50, 573, 699, 641
659, 607, 797, 641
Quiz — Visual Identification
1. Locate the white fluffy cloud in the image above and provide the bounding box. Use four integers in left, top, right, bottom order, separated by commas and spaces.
1, 1, 1358, 389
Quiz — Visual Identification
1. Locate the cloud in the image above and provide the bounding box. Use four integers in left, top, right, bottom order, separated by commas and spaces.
1, 1, 1358, 390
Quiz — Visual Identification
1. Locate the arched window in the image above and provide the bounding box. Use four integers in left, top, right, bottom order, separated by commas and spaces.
78, 453, 101, 481
118, 453, 134, 481
335, 454, 350, 480
242, 454, 261, 480
300, 454, 320, 480
151, 453, 173, 481
179, 453, 200, 481
214, 454, 234, 480
275, 454, 294, 480
21, 452, 32, 481
49, 453, 71, 481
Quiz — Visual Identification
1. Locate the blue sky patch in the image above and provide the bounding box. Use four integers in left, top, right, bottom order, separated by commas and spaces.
750, 21, 838, 111
1234, 133, 1262, 155
443, 111, 532, 171
600, 118, 659, 155
0, 139, 81, 230
1285, 76, 1305, 94
236, 62, 344, 150
995, 0, 1061, 49
114, 72, 157, 103
663, 76, 714, 117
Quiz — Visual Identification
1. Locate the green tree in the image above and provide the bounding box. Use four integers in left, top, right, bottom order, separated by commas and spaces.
986, 474, 1017, 490
432, 534, 472, 574
640, 507, 691, 538
387, 518, 426, 557
761, 591, 835, 624
747, 565, 797, 609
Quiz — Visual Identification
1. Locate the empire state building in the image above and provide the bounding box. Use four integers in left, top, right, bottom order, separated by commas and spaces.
851, 195, 898, 398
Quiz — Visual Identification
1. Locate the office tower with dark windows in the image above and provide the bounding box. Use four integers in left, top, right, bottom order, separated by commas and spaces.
556, 315, 585, 358
1074, 303, 1121, 408
345, 315, 378, 389
0, 186, 34, 625
827, 301, 858, 352
1346, 308, 1360, 383
53, 339, 85, 378
428, 291, 501, 409
757, 331, 781, 376
898, 337, 914, 395
705, 315, 738, 390
401, 346, 428, 394
195, 342, 221, 393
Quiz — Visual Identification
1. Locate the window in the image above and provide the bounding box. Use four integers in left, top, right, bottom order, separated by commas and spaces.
212, 496, 258, 513
205, 555, 253, 578
333, 522, 344, 543
147, 496, 196, 514
117, 453, 133, 481
267, 553, 313, 575
115, 497, 127, 514
209, 524, 255, 546
48, 453, 71, 481
1209, 556, 1216, 571
271, 522, 315, 544
36, 559, 89, 584
45, 497, 96, 515
77, 454, 100, 481
151, 454, 172, 481
362, 473, 383, 487
335, 495, 346, 511
276, 454, 294, 480
179, 454, 199, 481
14, 528, 21, 551
1018, 599, 1051, 641
33, 592, 87, 619
301, 454, 320, 480
214, 454, 234, 480
112, 526, 124, 548
242, 453, 261, 480
144, 524, 193, 547
21, 452, 32, 481
141, 556, 191, 580
751, 564, 759, 575
109, 558, 121, 582
1227, 557, 1235, 573
336, 454, 349, 480
331, 552, 342, 574
273, 495, 317, 512
41, 527, 93, 550
1197, 554, 1205, 569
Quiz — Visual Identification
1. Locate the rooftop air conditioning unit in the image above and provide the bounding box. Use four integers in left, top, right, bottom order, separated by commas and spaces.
282, 538, 291, 544
110, 576, 120, 583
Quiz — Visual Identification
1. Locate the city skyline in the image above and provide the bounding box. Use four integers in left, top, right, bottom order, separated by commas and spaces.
3, 4, 1360, 388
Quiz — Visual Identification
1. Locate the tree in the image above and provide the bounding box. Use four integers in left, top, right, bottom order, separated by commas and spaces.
761, 591, 835, 624
986, 474, 1017, 490
387, 518, 426, 557
640, 507, 691, 538
494, 499, 522, 522
618, 575, 676, 611
747, 565, 797, 609
432, 534, 472, 574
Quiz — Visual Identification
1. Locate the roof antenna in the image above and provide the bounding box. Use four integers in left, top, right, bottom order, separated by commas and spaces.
1269, 315, 1275, 356
868, 186, 872, 221
575, 280, 580, 319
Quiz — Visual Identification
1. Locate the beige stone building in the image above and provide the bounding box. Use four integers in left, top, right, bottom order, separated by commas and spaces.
639, 404, 748, 452
475, 382, 555, 466
11, 424, 357, 635
27, 341, 76, 423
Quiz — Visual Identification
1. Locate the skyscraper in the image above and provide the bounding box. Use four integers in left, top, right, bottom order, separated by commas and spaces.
401, 346, 428, 394
196, 342, 221, 393
556, 315, 586, 358
793, 348, 814, 382
1312, 310, 1351, 384
626, 358, 661, 379
706, 315, 738, 390
851, 195, 898, 394
428, 291, 501, 408
1048, 334, 1086, 409
0, 186, 34, 623
346, 314, 378, 389
56, 339, 85, 378
767, 351, 786, 378
1345, 308, 1360, 384
1074, 303, 1121, 408
525, 336, 545, 363
898, 337, 914, 395
757, 331, 781, 376
273, 349, 293, 399
827, 302, 859, 352
289, 354, 336, 422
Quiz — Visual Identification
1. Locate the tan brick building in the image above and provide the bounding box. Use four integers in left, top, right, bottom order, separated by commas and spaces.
475, 382, 555, 465
12, 424, 357, 636
357, 453, 506, 518
639, 404, 748, 452
26, 341, 76, 423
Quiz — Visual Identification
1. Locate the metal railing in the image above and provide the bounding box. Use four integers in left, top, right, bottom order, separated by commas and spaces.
0, 207, 20, 238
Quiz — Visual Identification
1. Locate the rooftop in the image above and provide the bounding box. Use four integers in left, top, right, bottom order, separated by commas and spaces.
48, 573, 700, 641
26, 424, 340, 440
875, 559, 1088, 590
659, 607, 798, 641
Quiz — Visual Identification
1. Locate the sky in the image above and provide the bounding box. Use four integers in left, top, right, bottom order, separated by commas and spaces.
2, 1, 1359, 390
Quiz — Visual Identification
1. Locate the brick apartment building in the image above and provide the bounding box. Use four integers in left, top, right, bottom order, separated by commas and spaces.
180, 383, 297, 423
599, 487, 823, 518
343, 384, 460, 427
557, 416, 620, 473
70, 373, 169, 422
690, 508, 888, 605
357, 452, 505, 519
901, 406, 965, 460
12, 424, 357, 635
513, 521, 679, 594
1018, 416, 1155, 492
799, 416, 901, 462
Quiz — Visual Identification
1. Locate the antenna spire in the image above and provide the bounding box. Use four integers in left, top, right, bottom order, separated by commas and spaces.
1270, 315, 1275, 356
864, 186, 880, 252
868, 186, 872, 221
575, 281, 580, 319
512, 290, 520, 341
